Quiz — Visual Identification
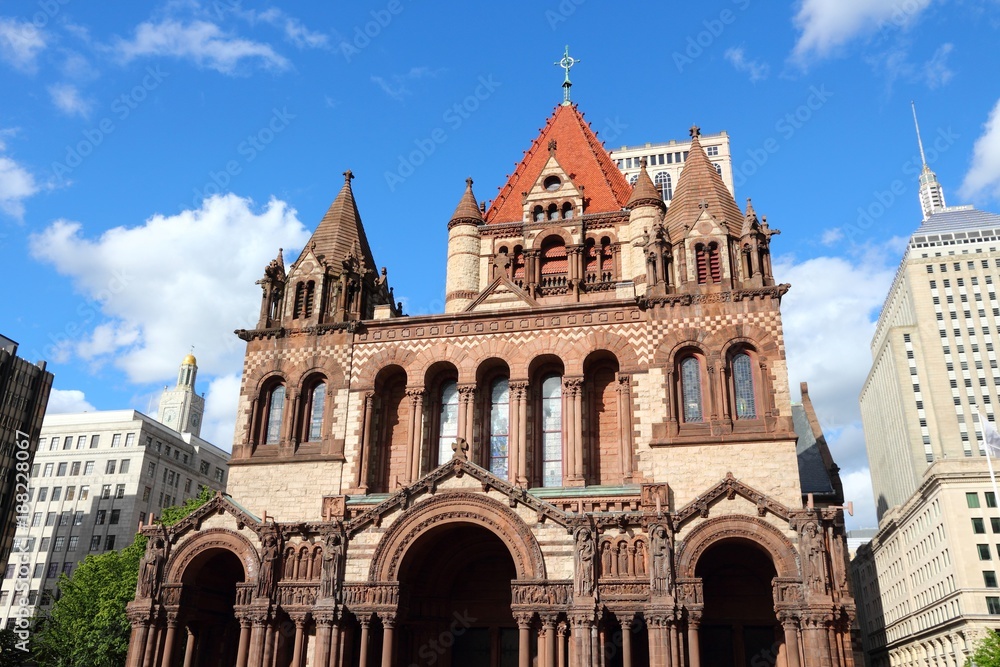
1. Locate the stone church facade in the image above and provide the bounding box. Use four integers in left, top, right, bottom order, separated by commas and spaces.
125, 102, 855, 667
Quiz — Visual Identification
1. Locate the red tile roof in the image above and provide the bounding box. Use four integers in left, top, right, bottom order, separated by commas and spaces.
484, 104, 632, 224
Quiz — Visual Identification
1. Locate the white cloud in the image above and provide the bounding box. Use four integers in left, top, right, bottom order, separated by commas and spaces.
820, 228, 844, 245
200, 374, 241, 452
724, 46, 770, 83
777, 252, 897, 530
961, 97, 1000, 202
371, 67, 441, 101
48, 83, 93, 118
922, 42, 954, 89
0, 144, 40, 219
46, 388, 96, 414
113, 19, 290, 74
245, 8, 329, 50
28, 193, 311, 386
0, 17, 47, 72
791, 0, 935, 63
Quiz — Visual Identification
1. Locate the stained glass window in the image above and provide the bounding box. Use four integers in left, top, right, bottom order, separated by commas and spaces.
265, 385, 285, 444
308, 383, 326, 441
489, 378, 510, 478
541, 375, 563, 487
680, 357, 703, 423
733, 353, 757, 419
438, 381, 459, 464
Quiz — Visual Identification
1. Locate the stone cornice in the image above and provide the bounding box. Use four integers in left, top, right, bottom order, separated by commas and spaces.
638, 284, 790, 308
235, 321, 357, 342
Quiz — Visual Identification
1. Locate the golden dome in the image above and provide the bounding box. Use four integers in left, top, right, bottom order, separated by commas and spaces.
182, 353, 197, 366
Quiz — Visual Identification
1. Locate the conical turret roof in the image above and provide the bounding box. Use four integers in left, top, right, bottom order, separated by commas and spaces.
663, 126, 745, 238
450, 177, 483, 225
304, 170, 376, 269
626, 158, 666, 210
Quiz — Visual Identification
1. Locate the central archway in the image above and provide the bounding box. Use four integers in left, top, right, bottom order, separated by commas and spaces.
397, 522, 519, 666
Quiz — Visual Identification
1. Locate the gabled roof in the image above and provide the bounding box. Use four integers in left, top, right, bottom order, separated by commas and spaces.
663, 127, 745, 239
301, 171, 376, 269
484, 104, 631, 224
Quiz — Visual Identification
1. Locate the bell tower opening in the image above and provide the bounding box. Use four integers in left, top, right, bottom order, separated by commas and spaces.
695, 538, 782, 667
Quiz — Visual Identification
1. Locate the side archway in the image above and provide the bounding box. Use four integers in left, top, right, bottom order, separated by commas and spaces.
676, 515, 799, 580
369, 492, 547, 581
164, 527, 261, 585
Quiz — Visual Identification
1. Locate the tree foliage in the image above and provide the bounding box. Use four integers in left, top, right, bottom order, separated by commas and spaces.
967, 631, 1000, 667
32, 486, 216, 667
0, 629, 30, 667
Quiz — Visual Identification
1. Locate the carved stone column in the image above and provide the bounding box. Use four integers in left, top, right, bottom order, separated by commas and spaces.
248, 612, 268, 667
125, 608, 150, 667
516, 613, 533, 667
542, 614, 558, 667
380, 613, 396, 667
458, 384, 477, 457
779, 612, 801, 667
669, 618, 681, 667
290, 614, 308, 667
313, 610, 335, 667
235, 617, 252, 667
509, 381, 527, 484
405, 389, 424, 484
619, 613, 635, 667
262, 618, 276, 667
615, 374, 634, 482
801, 611, 833, 667
686, 611, 702, 667
160, 613, 179, 667
512, 382, 529, 485
564, 377, 585, 485
358, 616, 371, 667
356, 391, 375, 492
141, 617, 159, 667
569, 613, 594, 667
182, 626, 196, 667
557, 622, 569, 667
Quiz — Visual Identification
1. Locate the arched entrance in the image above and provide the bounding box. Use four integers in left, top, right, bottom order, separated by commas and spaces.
177, 548, 245, 666
397, 523, 519, 666
695, 538, 781, 667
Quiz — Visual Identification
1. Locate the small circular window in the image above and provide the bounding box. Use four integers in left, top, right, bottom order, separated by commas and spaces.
543, 176, 561, 191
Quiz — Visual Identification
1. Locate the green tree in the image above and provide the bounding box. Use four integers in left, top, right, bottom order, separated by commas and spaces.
967, 630, 1000, 667
0, 628, 30, 667
32, 486, 216, 667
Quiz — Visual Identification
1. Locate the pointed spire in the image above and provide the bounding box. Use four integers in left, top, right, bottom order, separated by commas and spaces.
304, 169, 376, 271
555, 46, 580, 106
627, 157, 666, 211
664, 125, 745, 238
911, 102, 946, 219
450, 177, 483, 226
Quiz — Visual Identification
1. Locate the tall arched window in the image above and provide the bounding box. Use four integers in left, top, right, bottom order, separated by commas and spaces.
533, 206, 545, 222
654, 171, 672, 200
437, 381, 459, 465
306, 382, 326, 441
680, 357, 703, 423
732, 353, 757, 419
561, 202, 574, 219
489, 377, 510, 477
547, 203, 559, 221
264, 385, 286, 444
541, 374, 563, 487
540, 237, 568, 286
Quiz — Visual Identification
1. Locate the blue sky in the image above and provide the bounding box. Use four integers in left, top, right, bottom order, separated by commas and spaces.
3, 0, 1000, 529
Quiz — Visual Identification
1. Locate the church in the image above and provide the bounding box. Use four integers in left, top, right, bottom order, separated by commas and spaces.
124, 72, 855, 667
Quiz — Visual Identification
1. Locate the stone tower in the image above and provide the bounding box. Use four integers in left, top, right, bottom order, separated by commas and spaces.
157, 352, 204, 436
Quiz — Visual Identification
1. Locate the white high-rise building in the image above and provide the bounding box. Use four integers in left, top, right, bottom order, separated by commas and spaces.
852, 110, 1000, 666
0, 355, 229, 627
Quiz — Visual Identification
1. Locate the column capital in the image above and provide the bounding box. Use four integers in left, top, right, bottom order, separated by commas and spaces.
557, 621, 569, 637
378, 612, 397, 629
514, 612, 534, 629
539, 613, 558, 629
777, 610, 800, 628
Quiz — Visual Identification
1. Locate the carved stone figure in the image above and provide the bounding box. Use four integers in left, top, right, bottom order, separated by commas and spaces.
651, 525, 673, 594
617, 541, 631, 577
321, 532, 344, 599
138, 534, 167, 599
802, 522, 827, 594
574, 527, 595, 596
600, 541, 612, 577
634, 540, 647, 577
257, 531, 280, 599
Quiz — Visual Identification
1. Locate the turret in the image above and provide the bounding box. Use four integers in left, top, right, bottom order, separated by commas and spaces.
445, 178, 483, 313
625, 158, 668, 294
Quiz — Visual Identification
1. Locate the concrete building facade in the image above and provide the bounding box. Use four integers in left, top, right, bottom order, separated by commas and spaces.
0, 356, 229, 627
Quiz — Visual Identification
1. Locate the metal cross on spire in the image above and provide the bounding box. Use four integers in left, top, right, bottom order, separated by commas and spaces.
555, 45, 580, 106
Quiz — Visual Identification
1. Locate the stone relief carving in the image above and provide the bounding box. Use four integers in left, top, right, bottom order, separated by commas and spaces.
650, 524, 673, 595
574, 527, 595, 597
320, 529, 345, 599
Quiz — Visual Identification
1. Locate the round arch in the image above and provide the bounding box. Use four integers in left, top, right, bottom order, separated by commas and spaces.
530, 226, 574, 249
409, 347, 473, 385
164, 528, 261, 585
676, 515, 800, 580
354, 348, 417, 390
369, 492, 547, 581
579, 331, 642, 374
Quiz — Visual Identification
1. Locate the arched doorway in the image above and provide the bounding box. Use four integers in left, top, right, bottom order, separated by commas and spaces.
179, 548, 245, 666
695, 538, 782, 667
397, 523, 520, 666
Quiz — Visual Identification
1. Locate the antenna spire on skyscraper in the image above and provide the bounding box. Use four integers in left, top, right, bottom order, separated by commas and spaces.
910, 101, 947, 220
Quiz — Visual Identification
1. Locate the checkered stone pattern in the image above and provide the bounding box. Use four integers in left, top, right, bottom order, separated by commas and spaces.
648, 309, 786, 355
242, 339, 356, 393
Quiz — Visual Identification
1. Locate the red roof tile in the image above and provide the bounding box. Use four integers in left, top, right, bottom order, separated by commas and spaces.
484, 104, 631, 224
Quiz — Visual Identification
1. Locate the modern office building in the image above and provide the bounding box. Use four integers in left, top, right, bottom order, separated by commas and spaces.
0, 334, 53, 573
853, 107, 1000, 666
0, 355, 229, 626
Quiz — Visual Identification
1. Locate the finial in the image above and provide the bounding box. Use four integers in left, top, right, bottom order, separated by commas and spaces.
548, 139, 557, 155
555, 45, 580, 106
465, 177, 473, 188
639, 157, 648, 169
689, 125, 701, 139
343, 170, 354, 182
